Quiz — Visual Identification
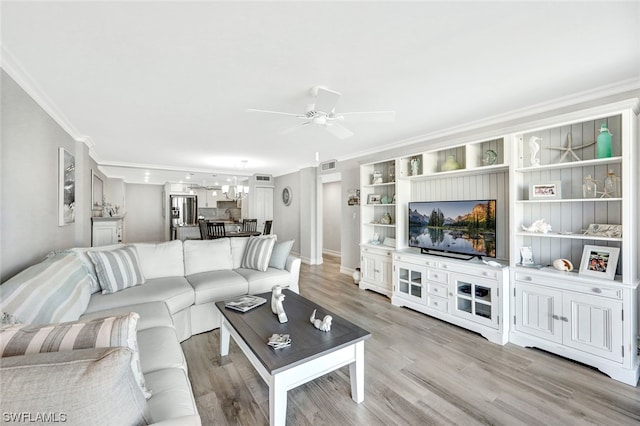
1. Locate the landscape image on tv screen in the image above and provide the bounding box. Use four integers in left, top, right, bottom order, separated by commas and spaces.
408, 200, 496, 258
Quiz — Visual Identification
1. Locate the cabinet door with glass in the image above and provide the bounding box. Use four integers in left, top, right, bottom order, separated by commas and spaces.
451, 273, 499, 329
394, 261, 426, 304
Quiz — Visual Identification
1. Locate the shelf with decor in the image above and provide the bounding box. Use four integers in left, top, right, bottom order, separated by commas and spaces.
359, 157, 398, 298
398, 137, 510, 179
509, 100, 638, 386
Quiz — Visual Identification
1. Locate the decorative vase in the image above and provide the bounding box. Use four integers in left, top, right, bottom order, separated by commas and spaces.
583, 175, 597, 198
596, 123, 612, 159
352, 268, 361, 284
380, 212, 392, 224
603, 169, 621, 198
441, 155, 461, 171
410, 157, 420, 176
482, 149, 498, 166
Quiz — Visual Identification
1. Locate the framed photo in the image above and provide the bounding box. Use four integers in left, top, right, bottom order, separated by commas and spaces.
91, 170, 104, 210
579, 245, 620, 280
347, 189, 360, 206
58, 147, 75, 226
583, 224, 622, 238
530, 181, 562, 199
367, 194, 381, 205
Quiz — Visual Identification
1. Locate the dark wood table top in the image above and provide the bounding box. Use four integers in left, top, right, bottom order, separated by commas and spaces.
225, 231, 261, 237
216, 290, 371, 374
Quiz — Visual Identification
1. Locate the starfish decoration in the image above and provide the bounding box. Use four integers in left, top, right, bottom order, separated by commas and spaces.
546, 133, 595, 162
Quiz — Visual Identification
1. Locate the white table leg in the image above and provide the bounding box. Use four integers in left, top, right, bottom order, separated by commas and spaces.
269, 374, 287, 426
220, 320, 230, 357
349, 341, 365, 403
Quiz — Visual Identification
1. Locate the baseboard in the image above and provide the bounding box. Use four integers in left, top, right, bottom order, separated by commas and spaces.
323, 249, 341, 257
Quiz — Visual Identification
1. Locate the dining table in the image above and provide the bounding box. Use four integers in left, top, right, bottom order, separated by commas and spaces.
225, 231, 261, 237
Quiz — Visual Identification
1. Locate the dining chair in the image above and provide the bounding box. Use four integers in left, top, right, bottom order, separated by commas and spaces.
263, 220, 272, 235
198, 220, 210, 240
242, 219, 258, 232
209, 222, 227, 238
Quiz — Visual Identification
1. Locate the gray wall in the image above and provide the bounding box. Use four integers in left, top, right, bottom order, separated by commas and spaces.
322, 181, 341, 256
1, 70, 94, 281
124, 183, 165, 243
337, 163, 361, 274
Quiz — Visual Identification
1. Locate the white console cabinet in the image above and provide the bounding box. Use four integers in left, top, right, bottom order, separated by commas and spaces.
92, 217, 124, 247
359, 245, 394, 297
392, 251, 509, 345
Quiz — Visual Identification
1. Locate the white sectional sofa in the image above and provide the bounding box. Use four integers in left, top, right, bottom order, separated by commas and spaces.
0, 236, 300, 426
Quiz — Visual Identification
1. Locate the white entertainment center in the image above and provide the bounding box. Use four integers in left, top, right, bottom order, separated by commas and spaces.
359, 99, 639, 386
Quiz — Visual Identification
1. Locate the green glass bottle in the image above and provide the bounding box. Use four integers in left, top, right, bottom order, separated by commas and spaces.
596, 123, 612, 158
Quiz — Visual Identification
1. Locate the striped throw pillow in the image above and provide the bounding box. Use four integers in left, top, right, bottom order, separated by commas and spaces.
0, 253, 92, 324
0, 312, 150, 399
88, 246, 145, 294
241, 236, 276, 272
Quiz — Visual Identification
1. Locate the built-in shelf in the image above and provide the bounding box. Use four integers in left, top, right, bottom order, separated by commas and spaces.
400, 164, 509, 181
363, 182, 396, 188
515, 231, 623, 242
363, 204, 396, 207
516, 198, 622, 204
515, 156, 622, 173
364, 223, 396, 228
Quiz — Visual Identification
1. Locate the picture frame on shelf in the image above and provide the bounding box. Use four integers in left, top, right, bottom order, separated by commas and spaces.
529, 181, 562, 200
367, 194, 381, 204
583, 224, 622, 238
579, 245, 620, 280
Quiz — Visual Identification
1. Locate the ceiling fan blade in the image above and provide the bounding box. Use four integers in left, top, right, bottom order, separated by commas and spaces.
247, 108, 304, 118
325, 122, 354, 139
338, 111, 396, 122
280, 121, 311, 135
314, 87, 341, 113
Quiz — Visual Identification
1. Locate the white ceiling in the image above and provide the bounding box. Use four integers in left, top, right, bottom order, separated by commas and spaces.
2, 1, 639, 185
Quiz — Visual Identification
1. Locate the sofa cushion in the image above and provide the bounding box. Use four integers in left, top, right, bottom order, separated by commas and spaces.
186, 270, 249, 305
79, 301, 174, 331
0, 312, 149, 398
0, 347, 151, 425
235, 267, 293, 294
137, 326, 186, 374
69, 244, 124, 293
183, 239, 233, 275
241, 236, 276, 272
134, 240, 185, 279
269, 240, 294, 270
230, 237, 250, 269
0, 252, 91, 324
85, 276, 195, 316
88, 246, 146, 294
145, 368, 199, 423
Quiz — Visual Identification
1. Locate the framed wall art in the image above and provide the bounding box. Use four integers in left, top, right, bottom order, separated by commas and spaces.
92, 170, 104, 211
58, 147, 76, 226
578, 245, 620, 280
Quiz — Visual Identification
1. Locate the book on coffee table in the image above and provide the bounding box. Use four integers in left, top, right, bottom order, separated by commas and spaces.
224, 295, 267, 312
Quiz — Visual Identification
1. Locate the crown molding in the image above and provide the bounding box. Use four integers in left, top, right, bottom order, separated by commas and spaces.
1, 45, 95, 151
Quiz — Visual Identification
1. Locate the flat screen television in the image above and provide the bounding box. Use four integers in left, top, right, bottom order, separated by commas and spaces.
408, 199, 497, 259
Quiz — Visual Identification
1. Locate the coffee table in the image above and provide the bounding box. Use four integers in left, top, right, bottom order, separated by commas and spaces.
215, 289, 371, 425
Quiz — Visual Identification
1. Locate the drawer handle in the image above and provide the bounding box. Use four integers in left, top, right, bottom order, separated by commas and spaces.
591, 288, 602, 294
562, 316, 569, 322
524, 276, 532, 281
433, 274, 438, 279
441, 265, 448, 269
552, 314, 560, 320
482, 272, 489, 276
433, 301, 438, 306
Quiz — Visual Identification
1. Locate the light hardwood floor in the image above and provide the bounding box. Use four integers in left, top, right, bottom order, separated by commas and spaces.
182, 255, 640, 425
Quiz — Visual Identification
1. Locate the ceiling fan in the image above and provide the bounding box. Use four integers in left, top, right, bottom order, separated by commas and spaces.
247, 86, 395, 139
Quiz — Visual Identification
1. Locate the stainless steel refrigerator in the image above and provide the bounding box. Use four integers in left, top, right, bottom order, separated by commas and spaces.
169, 195, 197, 240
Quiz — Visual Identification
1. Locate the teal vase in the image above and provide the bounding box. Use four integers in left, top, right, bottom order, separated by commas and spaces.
596, 123, 612, 159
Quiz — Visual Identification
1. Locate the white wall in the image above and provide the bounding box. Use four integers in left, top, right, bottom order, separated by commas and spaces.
1, 70, 94, 281
273, 171, 301, 254
322, 181, 341, 256
124, 183, 165, 243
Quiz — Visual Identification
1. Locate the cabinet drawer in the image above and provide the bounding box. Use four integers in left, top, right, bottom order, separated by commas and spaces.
515, 272, 623, 300
427, 270, 448, 284
428, 282, 448, 297
427, 296, 448, 312
395, 254, 437, 267
363, 246, 393, 257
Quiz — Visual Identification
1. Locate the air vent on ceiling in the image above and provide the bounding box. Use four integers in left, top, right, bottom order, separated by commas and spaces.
252, 174, 274, 187
255, 175, 271, 182
320, 160, 337, 172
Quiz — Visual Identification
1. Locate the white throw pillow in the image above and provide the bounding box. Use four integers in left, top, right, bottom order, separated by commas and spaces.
183, 239, 233, 275
133, 240, 184, 279
241, 236, 276, 272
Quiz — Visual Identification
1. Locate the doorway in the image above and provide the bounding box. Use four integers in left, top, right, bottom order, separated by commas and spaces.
322, 180, 342, 258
